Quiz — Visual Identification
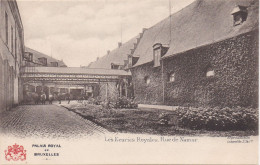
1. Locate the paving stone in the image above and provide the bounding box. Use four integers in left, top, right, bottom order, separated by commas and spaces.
0, 104, 107, 139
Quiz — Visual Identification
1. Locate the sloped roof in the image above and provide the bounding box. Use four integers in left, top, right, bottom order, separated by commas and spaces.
88, 35, 139, 69
24, 67, 131, 76
25, 47, 67, 67
133, 0, 259, 67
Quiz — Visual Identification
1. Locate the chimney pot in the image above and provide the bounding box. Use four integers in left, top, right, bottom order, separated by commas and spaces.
107, 50, 110, 55
118, 42, 122, 48
142, 28, 147, 33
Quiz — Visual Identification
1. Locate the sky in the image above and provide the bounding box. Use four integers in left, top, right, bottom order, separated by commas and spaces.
17, 0, 195, 67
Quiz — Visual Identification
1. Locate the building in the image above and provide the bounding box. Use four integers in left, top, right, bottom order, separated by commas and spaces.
22, 48, 69, 101
130, 0, 258, 107
0, 0, 24, 112
24, 47, 67, 67
89, 0, 259, 108
87, 32, 146, 99
22, 48, 131, 102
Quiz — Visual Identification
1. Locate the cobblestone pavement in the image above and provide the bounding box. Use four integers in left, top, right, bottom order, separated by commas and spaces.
0, 104, 107, 139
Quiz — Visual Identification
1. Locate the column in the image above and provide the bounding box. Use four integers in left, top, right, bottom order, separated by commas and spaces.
106, 83, 108, 101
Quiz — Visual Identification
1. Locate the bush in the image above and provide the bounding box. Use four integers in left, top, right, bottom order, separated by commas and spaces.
88, 97, 102, 105
113, 96, 138, 109
176, 106, 258, 131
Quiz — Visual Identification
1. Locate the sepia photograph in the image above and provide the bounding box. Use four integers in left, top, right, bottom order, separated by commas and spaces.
0, 0, 258, 164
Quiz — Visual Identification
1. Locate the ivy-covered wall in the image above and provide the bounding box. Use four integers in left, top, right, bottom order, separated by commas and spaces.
131, 63, 163, 105
131, 30, 258, 108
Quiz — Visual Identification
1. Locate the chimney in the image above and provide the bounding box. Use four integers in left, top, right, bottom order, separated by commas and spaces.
130, 49, 134, 54
142, 28, 147, 33
96, 57, 99, 61
107, 50, 110, 55
133, 43, 137, 49
139, 33, 143, 38
118, 42, 122, 48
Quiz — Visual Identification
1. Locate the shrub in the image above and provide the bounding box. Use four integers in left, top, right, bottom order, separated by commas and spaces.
176, 106, 258, 131
113, 96, 138, 109
158, 113, 170, 125
87, 97, 102, 105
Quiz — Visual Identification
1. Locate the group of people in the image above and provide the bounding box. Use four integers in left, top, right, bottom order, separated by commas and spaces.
32, 92, 54, 105
25, 92, 75, 105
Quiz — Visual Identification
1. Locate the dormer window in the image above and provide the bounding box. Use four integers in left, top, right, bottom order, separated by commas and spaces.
231, 5, 248, 26
153, 43, 169, 67
128, 55, 132, 67
38, 57, 47, 66
111, 63, 120, 69
153, 43, 162, 67
50, 62, 58, 67
29, 53, 33, 62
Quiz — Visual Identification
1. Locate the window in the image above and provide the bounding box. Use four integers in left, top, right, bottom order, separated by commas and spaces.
11, 26, 13, 53
29, 53, 33, 62
206, 66, 215, 77
38, 57, 47, 66
5, 12, 8, 45
111, 63, 120, 69
169, 72, 175, 82
144, 76, 150, 84
128, 55, 132, 67
154, 48, 161, 67
15, 28, 17, 59
153, 43, 162, 67
51, 62, 58, 67
231, 5, 248, 26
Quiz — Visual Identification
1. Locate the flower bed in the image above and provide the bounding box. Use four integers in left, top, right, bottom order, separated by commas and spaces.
176, 107, 258, 131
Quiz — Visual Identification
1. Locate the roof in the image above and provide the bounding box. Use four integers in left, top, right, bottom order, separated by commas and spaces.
132, 0, 259, 67
24, 67, 131, 76
25, 47, 67, 67
88, 35, 139, 69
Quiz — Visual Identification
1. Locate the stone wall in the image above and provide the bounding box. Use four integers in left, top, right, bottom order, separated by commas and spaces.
0, 0, 24, 112
0, 55, 16, 112
131, 30, 258, 108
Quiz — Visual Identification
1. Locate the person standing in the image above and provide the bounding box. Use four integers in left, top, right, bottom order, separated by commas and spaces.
49, 94, 54, 104
67, 93, 71, 104
58, 93, 61, 104
41, 92, 46, 104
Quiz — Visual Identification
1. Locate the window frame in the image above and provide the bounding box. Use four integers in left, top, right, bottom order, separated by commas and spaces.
153, 43, 162, 67
168, 72, 176, 82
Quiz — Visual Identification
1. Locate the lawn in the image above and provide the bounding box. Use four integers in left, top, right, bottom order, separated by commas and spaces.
61, 102, 258, 137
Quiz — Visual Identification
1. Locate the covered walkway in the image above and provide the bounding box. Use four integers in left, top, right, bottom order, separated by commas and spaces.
20, 67, 132, 102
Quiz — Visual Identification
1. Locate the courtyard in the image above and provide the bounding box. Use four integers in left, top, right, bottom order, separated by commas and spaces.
0, 104, 107, 139
1, 100, 256, 138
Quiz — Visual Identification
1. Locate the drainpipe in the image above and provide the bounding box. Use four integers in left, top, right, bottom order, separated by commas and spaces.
162, 59, 165, 104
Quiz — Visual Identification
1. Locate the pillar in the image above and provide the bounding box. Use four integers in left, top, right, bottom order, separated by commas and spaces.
125, 81, 128, 98
106, 83, 108, 101
119, 82, 122, 97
